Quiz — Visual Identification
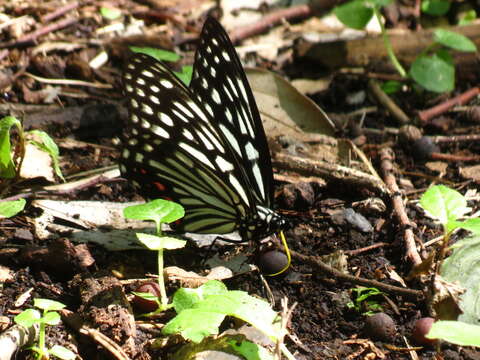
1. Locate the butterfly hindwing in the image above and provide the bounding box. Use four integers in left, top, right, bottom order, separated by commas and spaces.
189, 17, 274, 208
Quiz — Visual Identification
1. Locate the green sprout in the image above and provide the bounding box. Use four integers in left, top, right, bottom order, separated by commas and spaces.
123, 199, 186, 311
0, 116, 64, 189
14, 298, 75, 360
347, 287, 383, 315
334, 0, 477, 93
163, 280, 296, 360
0, 198, 26, 218
418, 185, 480, 347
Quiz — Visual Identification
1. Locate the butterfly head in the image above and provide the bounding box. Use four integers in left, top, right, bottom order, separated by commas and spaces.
238, 205, 288, 242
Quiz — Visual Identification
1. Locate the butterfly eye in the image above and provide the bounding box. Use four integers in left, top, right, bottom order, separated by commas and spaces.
120, 17, 286, 242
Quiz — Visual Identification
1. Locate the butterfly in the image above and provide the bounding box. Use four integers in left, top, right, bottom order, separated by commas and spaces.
120, 17, 287, 243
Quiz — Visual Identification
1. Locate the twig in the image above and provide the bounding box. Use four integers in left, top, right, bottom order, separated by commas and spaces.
344, 242, 390, 256
275, 298, 297, 360
379, 148, 422, 266
289, 249, 423, 300
430, 152, 480, 163
432, 133, 480, 144
0, 18, 77, 48
24, 72, 112, 88
230, 5, 313, 43
368, 79, 410, 125
417, 86, 480, 124
273, 153, 388, 196
41, 1, 79, 23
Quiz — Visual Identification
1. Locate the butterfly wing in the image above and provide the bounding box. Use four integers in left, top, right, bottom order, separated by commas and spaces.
189, 17, 274, 208
121, 53, 257, 236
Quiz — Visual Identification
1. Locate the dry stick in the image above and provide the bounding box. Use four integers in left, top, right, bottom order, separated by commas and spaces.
289, 249, 423, 300
0, 18, 77, 48
230, 4, 314, 43
430, 152, 480, 163
273, 153, 388, 196
368, 79, 410, 125
417, 86, 480, 124
344, 242, 390, 256
379, 148, 422, 266
432, 133, 480, 144
41, 1, 79, 23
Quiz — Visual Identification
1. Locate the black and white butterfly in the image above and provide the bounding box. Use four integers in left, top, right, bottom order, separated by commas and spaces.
120, 17, 286, 243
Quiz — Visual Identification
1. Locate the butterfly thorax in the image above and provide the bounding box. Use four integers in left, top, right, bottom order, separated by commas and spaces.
239, 205, 287, 242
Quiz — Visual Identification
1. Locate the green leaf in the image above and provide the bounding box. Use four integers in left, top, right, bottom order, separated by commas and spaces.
419, 185, 468, 230
100, 7, 122, 20
195, 291, 280, 340
42, 311, 61, 326
410, 51, 454, 93
28, 130, 64, 181
441, 235, 480, 324
0, 199, 26, 218
49, 345, 76, 360
433, 29, 477, 52
132, 291, 161, 303
459, 218, 480, 234
130, 47, 181, 63
123, 199, 184, 225
0, 116, 21, 179
34, 298, 66, 312
175, 65, 193, 86
14, 309, 41, 327
165, 281, 281, 343
421, 0, 451, 16
381, 80, 403, 94
173, 280, 228, 313
136, 233, 186, 250
228, 339, 275, 360
334, 0, 374, 30
427, 321, 480, 346
367, 0, 392, 7
458, 10, 476, 25
162, 309, 226, 343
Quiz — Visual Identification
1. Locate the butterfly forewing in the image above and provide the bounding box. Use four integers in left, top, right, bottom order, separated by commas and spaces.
189, 18, 274, 208
121, 53, 257, 235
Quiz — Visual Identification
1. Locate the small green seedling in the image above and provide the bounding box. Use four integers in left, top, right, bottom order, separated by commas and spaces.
163, 280, 295, 360
418, 185, 480, 347
347, 287, 383, 315
334, 0, 477, 93
0, 116, 64, 185
14, 298, 75, 360
419, 184, 480, 273
0, 198, 26, 218
100, 6, 122, 20
123, 199, 186, 311
129, 47, 193, 85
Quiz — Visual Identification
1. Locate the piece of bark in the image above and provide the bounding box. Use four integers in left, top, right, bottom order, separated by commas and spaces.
297, 23, 480, 74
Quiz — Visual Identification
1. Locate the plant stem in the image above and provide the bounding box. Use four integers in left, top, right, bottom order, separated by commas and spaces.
38, 319, 46, 359
373, 7, 407, 78
157, 248, 168, 306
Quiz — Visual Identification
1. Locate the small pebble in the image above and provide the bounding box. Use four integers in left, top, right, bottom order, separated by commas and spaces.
364, 313, 396, 341
412, 317, 437, 346
132, 281, 161, 312
343, 208, 373, 233
257, 250, 289, 276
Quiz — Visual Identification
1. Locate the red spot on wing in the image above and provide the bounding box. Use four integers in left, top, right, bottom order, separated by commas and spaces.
139, 168, 147, 175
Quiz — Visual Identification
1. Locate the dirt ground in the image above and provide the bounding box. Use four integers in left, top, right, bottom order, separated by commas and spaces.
1, 1, 480, 359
